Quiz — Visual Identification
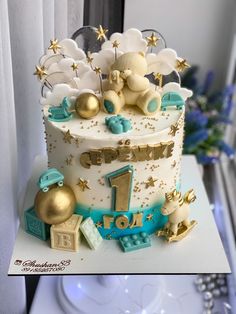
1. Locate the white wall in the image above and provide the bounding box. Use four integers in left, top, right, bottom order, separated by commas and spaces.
124, 0, 236, 89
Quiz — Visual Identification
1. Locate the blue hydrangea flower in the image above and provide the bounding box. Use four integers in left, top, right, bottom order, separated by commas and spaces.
105, 115, 132, 134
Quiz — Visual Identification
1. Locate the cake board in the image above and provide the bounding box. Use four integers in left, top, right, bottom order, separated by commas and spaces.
8, 155, 230, 275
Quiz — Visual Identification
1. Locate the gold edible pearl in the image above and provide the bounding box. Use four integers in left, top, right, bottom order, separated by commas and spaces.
75, 93, 100, 119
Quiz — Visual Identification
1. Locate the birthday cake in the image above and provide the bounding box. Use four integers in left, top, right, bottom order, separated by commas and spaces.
25, 27, 197, 252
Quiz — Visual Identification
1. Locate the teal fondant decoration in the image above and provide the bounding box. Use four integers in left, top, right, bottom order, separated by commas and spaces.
104, 100, 115, 113
105, 165, 134, 212
38, 168, 64, 192
74, 201, 168, 240
24, 207, 50, 240
119, 232, 151, 252
105, 115, 132, 134
161, 92, 185, 111
147, 99, 158, 113
48, 96, 72, 122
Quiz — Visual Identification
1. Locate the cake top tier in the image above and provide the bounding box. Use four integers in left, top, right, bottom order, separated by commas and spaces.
35, 27, 192, 116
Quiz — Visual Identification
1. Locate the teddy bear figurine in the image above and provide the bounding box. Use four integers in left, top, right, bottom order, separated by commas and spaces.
102, 52, 161, 116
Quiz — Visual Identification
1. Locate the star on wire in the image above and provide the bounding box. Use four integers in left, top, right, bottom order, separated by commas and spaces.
86, 52, 94, 64
77, 178, 91, 191
48, 39, 62, 54
146, 32, 159, 47
71, 63, 79, 71
169, 123, 179, 136
33, 65, 47, 80
176, 59, 190, 72
95, 25, 108, 41
112, 40, 120, 48
145, 177, 157, 189
94, 67, 102, 75
154, 73, 162, 81
62, 130, 73, 144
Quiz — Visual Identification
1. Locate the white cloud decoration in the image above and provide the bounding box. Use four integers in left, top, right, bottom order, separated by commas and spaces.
161, 82, 193, 100
102, 28, 147, 53
91, 49, 122, 74
41, 84, 79, 106
146, 49, 178, 75
47, 58, 91, 78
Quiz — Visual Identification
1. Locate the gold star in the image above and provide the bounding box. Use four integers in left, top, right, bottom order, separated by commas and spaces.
146, 214, 153, 221
86, 52, 94, 64
95, 25, 108, 41
146, 32, 159, 47
62, 130, 73, 144
48, 39, 62, 54
154, 73, 162, 81
94, 67, 102, 75
145, 177, 157, 189
169, 123, 179, 136
71, 63, 79, 71
33, 65, 47, 80
95, 221, 103, 228
77, 178, 91, 191
65, 154, 74, 166
176, 59, 190, 72
112, 40, 120, 48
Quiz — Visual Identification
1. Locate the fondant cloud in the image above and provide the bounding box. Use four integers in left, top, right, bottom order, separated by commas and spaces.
161, 82, 193, 100
41, 84, 79, 106
146, 49, 178, 75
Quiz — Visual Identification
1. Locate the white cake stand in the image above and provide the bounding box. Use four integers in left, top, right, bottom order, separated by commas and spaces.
57, 275, 164, 314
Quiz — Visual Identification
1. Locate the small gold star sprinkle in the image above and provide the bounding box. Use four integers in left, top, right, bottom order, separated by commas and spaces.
95, 221, 103, 228
94, 67, 102, 75
146, 214, 153, 221
145, 177, 157, 189
95, 25, 108, 41
77, 178, 91, 191
33, 65, 47, 80
62, 130, 73, 144
169, 123, 179, 136
48, 39, 62, 54
176, 59, 190, 72
74, 138, 80, 147
71, 63, 79, 71
65, 154, 74, 166
86, 52, 94, 64
146, 32, 159, 47
171, 160, 177, 168
112, 40, 120, 48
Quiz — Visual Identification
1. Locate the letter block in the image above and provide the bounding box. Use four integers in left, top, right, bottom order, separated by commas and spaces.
50, 214, 83, 251
24, 207, 50, 241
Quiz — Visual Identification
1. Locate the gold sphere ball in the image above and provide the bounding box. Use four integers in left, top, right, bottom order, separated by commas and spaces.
34, 185, 76, 225
75, 93, 100, 119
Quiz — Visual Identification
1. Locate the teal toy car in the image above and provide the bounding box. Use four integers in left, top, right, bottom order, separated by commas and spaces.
38, 168, 64, 192
161, 92, 185, 111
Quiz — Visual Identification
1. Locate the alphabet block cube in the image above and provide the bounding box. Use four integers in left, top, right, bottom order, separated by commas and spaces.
80, 217, 103, 250
50, 214, 83, 251
24, 207, 50, 241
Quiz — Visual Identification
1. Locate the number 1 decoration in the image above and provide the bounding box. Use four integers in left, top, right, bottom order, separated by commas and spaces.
105, 165, 134, 212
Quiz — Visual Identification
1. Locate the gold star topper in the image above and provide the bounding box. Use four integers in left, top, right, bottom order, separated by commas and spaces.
33, 65, 47, 80
71, 63, 79, 71
176, 59, 190, 72
77, 178, 91, 191
95, 25, 108, 41
169, 123, 179, 136
48, 39, 62, 54
145, 176, 157, 189
112, 40, 120, 48
62, 130, 73, 144
86, 52, 94, 64
94, 67, 102, 75
146, 32, 159, 47
154, 73, 162, 81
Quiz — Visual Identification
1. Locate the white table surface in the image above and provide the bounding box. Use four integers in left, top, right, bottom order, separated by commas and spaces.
8, 155, 230, 275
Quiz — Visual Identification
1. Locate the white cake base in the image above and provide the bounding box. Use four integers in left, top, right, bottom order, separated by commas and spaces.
8, 155, 230, 275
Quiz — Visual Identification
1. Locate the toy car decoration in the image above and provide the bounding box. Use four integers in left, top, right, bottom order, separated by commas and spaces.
38, 168, 64, 192
161, 92, 185, 111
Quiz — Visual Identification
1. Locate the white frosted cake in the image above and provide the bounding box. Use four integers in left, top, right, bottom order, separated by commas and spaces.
30, 27, 194, 249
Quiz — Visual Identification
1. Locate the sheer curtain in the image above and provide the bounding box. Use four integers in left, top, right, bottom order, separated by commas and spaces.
0, 0, 83, 312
